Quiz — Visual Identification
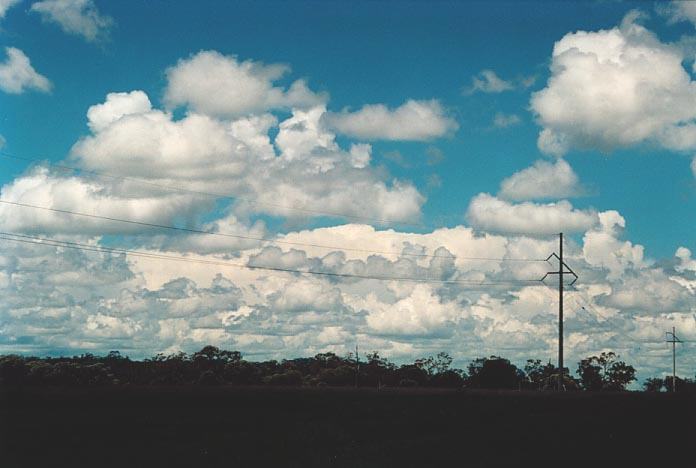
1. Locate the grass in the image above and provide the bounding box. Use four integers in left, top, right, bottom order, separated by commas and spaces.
2, 386, 695, 467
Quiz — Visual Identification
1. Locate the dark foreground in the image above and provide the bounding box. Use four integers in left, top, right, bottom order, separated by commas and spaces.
2, 386, 695, 467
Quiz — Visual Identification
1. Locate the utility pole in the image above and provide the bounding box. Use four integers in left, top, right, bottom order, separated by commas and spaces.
542, 233, 578, 391
666, 327, 682, 392
354, 343, 359, 388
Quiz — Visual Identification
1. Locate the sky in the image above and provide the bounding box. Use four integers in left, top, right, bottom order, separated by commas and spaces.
1, 0, 696, 383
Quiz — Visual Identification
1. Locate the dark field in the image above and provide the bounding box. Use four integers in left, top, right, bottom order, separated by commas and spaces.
2, 386, 695, 467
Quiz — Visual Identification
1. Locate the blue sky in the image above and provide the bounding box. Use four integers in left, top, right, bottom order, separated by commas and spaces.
3, 0, 694, 256
1, 0, 696, 381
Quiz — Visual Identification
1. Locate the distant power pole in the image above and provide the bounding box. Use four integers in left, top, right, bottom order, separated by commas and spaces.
666, 327, 682, 392
354, 343, 359, 388
542, 233, 578, 391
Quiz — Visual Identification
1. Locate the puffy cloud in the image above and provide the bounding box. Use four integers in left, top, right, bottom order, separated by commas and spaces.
86, 90, 153, 132
323, 100, 458, 141
3, 87, 424, 233
30, 0, 113, 42
0, 47, 52, 94
465, 70, 536, 95
465, 69, 514, 94
532, 12, 696, 155
1, 209, 695, 380
164, 50, 326, 117
3, 48, 695, 380
498, 159, 584, 201
582, 211, 645, 279
657, 1, 696, 27
237, 106, 425, 222
147, 214, 268, 255
466, 193, 598, 235
361, 284, 463, 337
0, 167, 204, 235
605, 269, 693, 312
267, 278, 343, 314
675, 247, 696, 273
492, 112, 521, 128
74, 96, 246, 182
0, 0, 20, 19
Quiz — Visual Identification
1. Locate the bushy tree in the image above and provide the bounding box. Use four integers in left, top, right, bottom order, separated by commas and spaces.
663, 376, 696, 393
643, 378, 664, 392
0, 355, 29, 385
466, 356, 523, 389
263, 370, 303, 386
416, 352, 453, 376
576, 352, 636, 391
363, 351, 396, 387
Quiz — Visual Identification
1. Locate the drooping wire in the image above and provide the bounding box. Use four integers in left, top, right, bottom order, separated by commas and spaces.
0, 199, 548, 263
0, 232, 544, 286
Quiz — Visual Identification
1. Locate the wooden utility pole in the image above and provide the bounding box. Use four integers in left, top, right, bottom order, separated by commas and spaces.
542, 233, 578, 391
354, 343, 359, 388
559, 233, 563, 391
666, 327, 682, 392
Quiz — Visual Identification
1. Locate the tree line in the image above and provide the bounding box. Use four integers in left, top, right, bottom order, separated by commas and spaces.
1, 347, 694, 392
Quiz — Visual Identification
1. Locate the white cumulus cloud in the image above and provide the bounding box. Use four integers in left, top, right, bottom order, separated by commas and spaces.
465, 69, 514, 94
657, 1, 696, 27
0, 0, 20, 19
86, 90, 153, 132
3, 85, 425, 232
466, 193, 598, 235
582, 210, 645, 279
499, 159, 584, 201
164, 50, 326, 118
0, 47, 52, 94
493, 112, 521, 128
532, 12, 696, 156
31, 0, 113, 42
323, 99, 458, 141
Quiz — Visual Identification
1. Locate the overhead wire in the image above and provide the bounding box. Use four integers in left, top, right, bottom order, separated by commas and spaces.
0, 231, 544, 286
0, 199, 548, 263
568, 292, 672, 351
576, 292, 696, 346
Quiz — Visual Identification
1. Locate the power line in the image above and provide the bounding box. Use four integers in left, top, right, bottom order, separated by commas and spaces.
568, 292, 692, 348
568, 299, 641, 348
0, 232, 544, 286
0, 150, 432, 229
0, 199, 547, 263
569, 293, 647, 345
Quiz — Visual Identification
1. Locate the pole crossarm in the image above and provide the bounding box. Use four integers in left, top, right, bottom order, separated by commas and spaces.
541, 254, 578, 286
666, 330, 682, 344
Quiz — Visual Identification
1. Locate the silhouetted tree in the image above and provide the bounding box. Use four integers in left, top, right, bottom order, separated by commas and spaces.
524, 359, 556, 389
663, 376, 696, 393
0, 347, 655, 391
263, 370, 303, 386
416, 352, 453, 376
360, 351, 394, 387
397, 364, 430, 387
643, 378, 664, 392
0, 355, 28, 385
466, 356, 523, 389
576, 352, 635, 391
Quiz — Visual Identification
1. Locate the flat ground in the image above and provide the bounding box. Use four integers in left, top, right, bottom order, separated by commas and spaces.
1, 386, 695, 467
